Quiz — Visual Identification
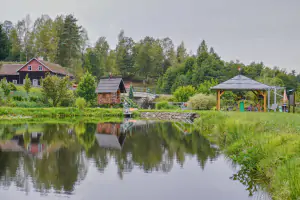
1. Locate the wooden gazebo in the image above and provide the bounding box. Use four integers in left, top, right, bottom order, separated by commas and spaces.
210, 75, 271, 112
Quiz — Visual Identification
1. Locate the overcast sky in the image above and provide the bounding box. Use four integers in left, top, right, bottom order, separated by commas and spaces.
1, 0, 299, 71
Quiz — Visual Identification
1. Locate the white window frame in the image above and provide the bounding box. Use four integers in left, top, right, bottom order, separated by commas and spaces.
38, 66, 43, 71
12, 80, 17, 84
32, 79, 38, 86
28, 65, 32, 71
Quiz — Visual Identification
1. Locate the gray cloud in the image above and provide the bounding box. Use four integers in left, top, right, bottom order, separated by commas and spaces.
1, 0, 299, 71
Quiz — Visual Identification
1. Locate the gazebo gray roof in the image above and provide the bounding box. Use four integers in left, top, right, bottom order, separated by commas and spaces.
95, 77, 126, 93
211, 75, 270, 91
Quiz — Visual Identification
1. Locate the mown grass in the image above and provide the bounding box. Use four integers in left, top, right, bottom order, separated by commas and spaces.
0, 116, 123, 125
194, 111, 300, 200
0, 107, 124, 118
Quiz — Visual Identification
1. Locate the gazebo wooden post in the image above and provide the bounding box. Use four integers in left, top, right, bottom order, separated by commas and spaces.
216, 90, 220, 111
216, 90, 224, 111
263, 91, 267, 112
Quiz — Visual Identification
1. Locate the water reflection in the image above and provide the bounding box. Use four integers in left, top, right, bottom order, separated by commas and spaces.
0, 120, 220, 196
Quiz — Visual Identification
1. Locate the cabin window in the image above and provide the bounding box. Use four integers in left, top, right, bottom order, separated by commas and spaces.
12, 80, 17, 84
28, 65, 32, 71
38, 66, 43, 71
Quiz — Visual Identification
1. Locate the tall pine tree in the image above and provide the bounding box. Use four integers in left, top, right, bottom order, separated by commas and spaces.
0, 24, 10, 60
57, 15, 82, 68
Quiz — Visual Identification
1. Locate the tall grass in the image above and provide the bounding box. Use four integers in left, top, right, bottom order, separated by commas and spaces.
194, 112, 300, 200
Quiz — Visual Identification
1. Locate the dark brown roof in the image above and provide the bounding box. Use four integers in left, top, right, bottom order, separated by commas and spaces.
0, 64, 22, 75
38, 60, 74, 77
96, 77, 127, 93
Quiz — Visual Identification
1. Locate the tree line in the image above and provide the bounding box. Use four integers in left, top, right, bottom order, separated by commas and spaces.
1, 14, 299, 92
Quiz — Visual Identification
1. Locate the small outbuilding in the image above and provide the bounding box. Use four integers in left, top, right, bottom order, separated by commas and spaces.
95, 77, 127, 105
211, 75, 271, 112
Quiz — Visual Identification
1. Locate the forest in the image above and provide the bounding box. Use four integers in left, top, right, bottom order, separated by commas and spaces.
0, 14, 299, 94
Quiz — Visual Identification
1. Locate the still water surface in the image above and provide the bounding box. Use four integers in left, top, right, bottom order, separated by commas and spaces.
0, 120, 269, 200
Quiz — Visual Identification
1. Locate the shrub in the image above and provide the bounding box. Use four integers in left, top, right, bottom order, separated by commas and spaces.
60, 90, 75, 107
77, 72, 97, 104
8, 82, 17, 91
13, 96, 25, 101
24, 74, 31, 94
0, 78, 10, 98
75, 97, 86, 110
154, 95, 175, 102
29, 96, 39, 102
187, 93, 216, 110
173, 85, 196, 102
155, 101, 176, 110
14, 101, 49, 108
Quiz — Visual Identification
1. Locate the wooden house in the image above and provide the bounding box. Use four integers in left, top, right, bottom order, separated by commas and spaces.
95, 77, 126, 105
95, 123, 126, 150
0, 57, 74, 86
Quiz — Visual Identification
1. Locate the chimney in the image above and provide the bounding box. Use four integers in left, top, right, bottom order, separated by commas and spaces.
38, 56, 44, 61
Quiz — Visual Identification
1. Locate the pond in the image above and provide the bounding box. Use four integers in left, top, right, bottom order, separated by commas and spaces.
0, 120, 269, 200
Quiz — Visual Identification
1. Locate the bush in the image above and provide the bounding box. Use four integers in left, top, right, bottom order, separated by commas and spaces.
13, 96, 25, 101
187, 93, 216, 110
29, 96, 39, 102
60, 90, 75, 107
8, 82, 17, 91
154, 95, 175, 102
173, 85, 196, 102
14, 101, 49, 108
75, 97, 86, 110
155, 101, 176, 110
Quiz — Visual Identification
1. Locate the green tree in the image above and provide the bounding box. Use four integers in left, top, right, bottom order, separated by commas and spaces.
34, 15, 54, 61
161, 37, 177, 72
173, 85, 196, 102
115, 30, 135, 77
198, 79, 218, 95
129, 84, 134, 99
176, 41, 187, 63
95, 37, 110, 74
24, 74, 31, 95
57, 14, 82, 68
134, 37, 164, 81
0, 24, 10, 60
8, 28, 21, 61
42, 75, 70, 107
77, 71, 96, 104
84, 48, 101, 79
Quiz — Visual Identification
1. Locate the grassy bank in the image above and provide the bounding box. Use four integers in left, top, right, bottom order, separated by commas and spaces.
194, 111, 300, 200
0, 116, 124, 124
0, 107, 124, 118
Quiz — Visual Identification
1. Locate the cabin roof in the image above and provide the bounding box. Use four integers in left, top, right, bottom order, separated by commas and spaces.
38, 60, 74, 77
95, 77, 127, 93
16, 58, 74, 77
211, 75, 270, 91
95, 134, 122, 150
0, 64, 22, 75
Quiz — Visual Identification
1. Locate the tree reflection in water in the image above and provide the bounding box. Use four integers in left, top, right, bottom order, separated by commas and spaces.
0, 121, 220, 195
